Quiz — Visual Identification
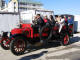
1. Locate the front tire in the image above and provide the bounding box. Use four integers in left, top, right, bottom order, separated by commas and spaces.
1, 37, 10, 50
10, 36, 27, 56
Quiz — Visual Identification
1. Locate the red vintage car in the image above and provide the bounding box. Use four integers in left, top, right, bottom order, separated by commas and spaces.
0, 23, 73, 55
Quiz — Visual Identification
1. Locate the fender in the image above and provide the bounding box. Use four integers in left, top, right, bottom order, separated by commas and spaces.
9, 34, 26, 40
9, 34, 32, 44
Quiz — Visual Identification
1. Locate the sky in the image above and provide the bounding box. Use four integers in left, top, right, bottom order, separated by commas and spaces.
5, 0, 80, 15
5, 0, 10, 4
37, 0, 80, 15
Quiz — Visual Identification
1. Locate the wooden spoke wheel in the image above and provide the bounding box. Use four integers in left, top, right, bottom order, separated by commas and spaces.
10, 36, 27, 56
1, 37, 10, 50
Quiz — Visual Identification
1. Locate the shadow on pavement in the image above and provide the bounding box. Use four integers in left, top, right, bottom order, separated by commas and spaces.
19, 42, 60, 59
19, 51, 48, 60
25, 42, 60, 52
19, 36, 80, 60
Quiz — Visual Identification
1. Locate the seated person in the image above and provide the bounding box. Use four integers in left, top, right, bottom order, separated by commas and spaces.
33, 14, 44, 25
36, 14, 44, 27
32, 16, 38, 25
64, 15, 68, 24
58, 16, 65, 33
54, 15, 60, 27
43, 15, 50, 25
49, 15, 56, 26
68, 16, 73, 25
54, 15, 65, 33
43, 15, 48, 23
32, 14, 44, 31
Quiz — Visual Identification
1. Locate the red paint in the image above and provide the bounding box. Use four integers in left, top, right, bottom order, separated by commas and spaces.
11, 24, 33, 38
43, 18, 48, 23
34, 33, 39, 37
11, 28, 23, 35
22, 24, 33, 38
42, 33, 48, 36
64, 35, 69, 44
69, 25, 73, 28
53, 26, 58, 30
63, 26, 66, 29
22, 24, 31, 28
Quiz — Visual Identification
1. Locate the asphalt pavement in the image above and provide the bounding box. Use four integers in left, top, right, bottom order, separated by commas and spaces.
0, 33, 80, 60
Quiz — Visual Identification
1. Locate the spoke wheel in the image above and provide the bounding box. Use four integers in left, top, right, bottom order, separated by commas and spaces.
61, 34, 70, 46
10, 36, 27, 56
1, 37, 10, 50
41, 27, 50, 40
64, 34, 69, 45
40, 25, 52, 40
40, 25, 52, 45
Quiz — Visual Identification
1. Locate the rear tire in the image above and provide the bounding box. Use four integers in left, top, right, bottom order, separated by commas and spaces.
10, 36, 27, 56
61, 33, 70, 46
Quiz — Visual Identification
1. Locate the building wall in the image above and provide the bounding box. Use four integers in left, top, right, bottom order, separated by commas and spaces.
11, 0, 43, 12
0, 0, 43, 12
0, 12, 19, 34
0, 0, 2, 10
1, 0, 5, 8
8, 1, 18, 12
74, 15, 80, 32
0, 0, 2, 7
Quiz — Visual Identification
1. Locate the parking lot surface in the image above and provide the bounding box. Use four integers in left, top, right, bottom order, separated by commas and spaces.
0, 33, 80, 60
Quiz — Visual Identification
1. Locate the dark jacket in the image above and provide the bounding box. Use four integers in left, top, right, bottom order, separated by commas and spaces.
49, 18, 56, 26
37, 17, 44, 27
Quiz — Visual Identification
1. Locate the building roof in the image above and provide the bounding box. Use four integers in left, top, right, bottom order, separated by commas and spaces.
18, 0, 42, 5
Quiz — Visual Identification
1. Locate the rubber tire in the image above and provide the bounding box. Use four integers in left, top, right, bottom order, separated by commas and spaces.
40, 25, 52, 45
60, 33, 70, 46
10, 36, 27, 56
1, 37, 10, 50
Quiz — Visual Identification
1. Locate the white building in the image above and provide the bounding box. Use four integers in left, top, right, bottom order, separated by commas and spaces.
0, 0, 54, 34
0, 0, 6, 10
0, 12, 19, 34
18, 0, 43, 12
0, 0, 18, 12
0, 0, 43, 12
